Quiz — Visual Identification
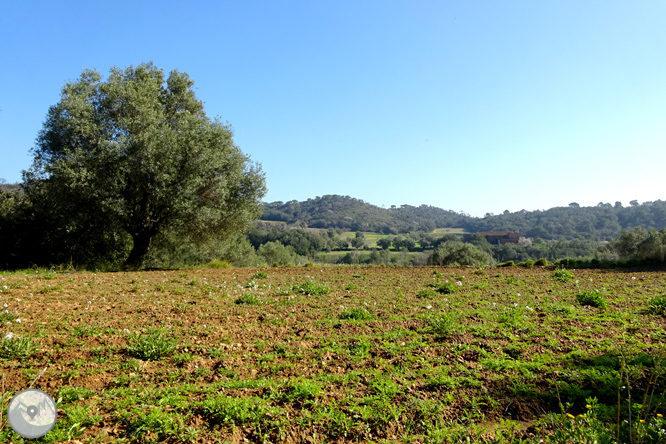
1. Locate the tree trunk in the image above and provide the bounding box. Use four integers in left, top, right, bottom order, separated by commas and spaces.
123, 230, 154, 270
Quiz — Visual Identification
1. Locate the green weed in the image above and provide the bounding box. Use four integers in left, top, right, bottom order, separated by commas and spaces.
0, 310, 18, 323
576, 289, 607, 309
647, 295, 666, 316
0, 336, 39, 359
553, 268, 575, 283
293, 281, 331, 296
126, 330, 176, 361
59, 385, 95, 403
427, 281, 458, 294
416, 289, 437, 299
339, 307, 373, 321
235, 293, 261, 305
428, 311, 460, 339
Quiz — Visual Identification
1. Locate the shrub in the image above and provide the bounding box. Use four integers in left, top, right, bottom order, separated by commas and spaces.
646, 295, 666, 316
257, 241, 300, 267
498, 261, 515, 267
576, 289, 607, 309
427, 281, 458, 294
553, 268, 575, 283
303, 262, 314, 267
534, 258, 548, 266
518, 260, 535, 268
293, 281, 330, 296
208, 259, 232, 269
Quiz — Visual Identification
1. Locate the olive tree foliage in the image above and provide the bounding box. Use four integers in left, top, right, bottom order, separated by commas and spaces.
596, 227, 666, 263
427, 241, 495, 266
25, 63, 266, 268
351, 232, 366, 250
257, 241, 302, 266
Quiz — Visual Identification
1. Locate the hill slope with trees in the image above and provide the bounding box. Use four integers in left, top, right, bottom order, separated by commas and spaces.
261, 195, 666, 242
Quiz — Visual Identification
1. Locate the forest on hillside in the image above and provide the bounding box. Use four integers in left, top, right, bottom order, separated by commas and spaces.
261, 194, 666, 241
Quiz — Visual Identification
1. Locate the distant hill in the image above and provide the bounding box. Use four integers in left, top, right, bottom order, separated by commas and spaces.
261, 195, 471, 233
261, 195, 666, 241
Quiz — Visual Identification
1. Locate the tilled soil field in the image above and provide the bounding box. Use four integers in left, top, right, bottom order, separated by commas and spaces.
0, 265, 665, 443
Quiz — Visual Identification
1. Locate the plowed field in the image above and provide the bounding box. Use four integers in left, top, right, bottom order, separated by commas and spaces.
0, 265, 665, 443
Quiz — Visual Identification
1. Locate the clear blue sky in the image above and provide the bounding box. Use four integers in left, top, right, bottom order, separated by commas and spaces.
1, 1, 664, 217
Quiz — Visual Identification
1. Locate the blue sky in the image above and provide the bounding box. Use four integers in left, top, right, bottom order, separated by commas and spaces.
1, 1, 664, 217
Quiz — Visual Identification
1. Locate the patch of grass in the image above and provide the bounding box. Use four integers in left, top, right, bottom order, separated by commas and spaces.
252, 271, 268, 279
339, 307, 373, 321
0, 310, 19, 323
38, 285, 63, 294
553, 268, 575, 283
126, 330, 176, 361
427, 281, 458, 294
348, 338, 372, 356
428, 311, 460, 339
503, 343, 527, 359
244, 280, 259, 288
292, 281, 331, 296
235, 293, 262, 305
549, 302, 575, 316
368, 375, 402, 399
576, 289, 607, 309
497, 305, 530, 331
647, 295, 666, 316
123, 406, 186, 442
72, 324, 102, 337
274, 380, 322, 403
0, 336, 39, 359
59, 385, 95, 403
416, 289, 437, 299
199, 394, 278, 427
343, 284, 358, 290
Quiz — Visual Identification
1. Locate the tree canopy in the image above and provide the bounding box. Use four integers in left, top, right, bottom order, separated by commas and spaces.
24, 63, 266, 268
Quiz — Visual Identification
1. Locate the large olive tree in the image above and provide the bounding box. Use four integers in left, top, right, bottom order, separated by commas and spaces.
26, 63, 266, 269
